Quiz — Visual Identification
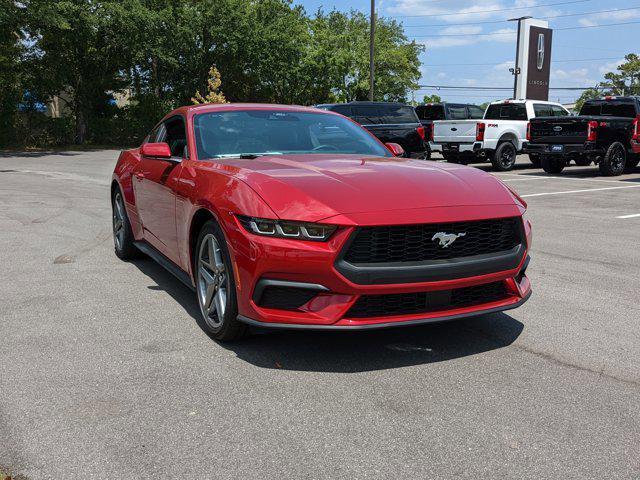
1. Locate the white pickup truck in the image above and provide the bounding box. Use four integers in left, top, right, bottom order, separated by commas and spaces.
429, 99, 571, 171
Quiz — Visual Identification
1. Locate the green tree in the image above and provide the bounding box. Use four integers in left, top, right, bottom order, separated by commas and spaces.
422, 94, 441, 104
310, 10, 423, 103
24, 0, 133, 143
0, 0, 25, 146
575, 54, 640, 111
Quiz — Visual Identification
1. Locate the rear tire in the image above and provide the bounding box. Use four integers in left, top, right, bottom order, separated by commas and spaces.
491, 142, 517, 171
599, 142, 626, 176
541, 156, 565, 174
194, 220, 246, 341
112, 187, 140, 260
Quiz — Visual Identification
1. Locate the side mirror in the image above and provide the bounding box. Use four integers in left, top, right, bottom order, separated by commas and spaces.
385, 142, 405, 157
141, 142, 172, 158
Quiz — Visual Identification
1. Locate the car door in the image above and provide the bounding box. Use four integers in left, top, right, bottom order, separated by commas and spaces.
132, 115, 187, 263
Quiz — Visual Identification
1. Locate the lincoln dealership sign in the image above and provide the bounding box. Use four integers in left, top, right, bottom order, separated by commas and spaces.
514, 19, 553, 101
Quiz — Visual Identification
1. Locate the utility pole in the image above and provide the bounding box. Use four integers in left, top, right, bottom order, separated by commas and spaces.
508, 16, 531, 100
369, 0, 375, 101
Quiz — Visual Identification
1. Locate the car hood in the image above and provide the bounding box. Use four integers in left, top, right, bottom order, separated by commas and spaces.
212, 154, 519, 223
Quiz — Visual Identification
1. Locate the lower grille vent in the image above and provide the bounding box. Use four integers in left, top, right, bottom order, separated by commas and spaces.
346, 282, 508, 318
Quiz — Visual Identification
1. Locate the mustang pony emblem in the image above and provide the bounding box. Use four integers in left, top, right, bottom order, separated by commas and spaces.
432, 232, 466, 248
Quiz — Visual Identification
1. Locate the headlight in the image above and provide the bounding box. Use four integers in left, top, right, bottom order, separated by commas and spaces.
236, 215, 337, 241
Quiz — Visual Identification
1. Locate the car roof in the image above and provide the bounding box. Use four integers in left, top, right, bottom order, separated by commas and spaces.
489, 99, 561, 105
168, 103, 326, 118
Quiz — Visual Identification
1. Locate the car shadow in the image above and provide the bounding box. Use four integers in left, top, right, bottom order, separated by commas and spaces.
0, 150, 84, 158
131, 257, 524, 373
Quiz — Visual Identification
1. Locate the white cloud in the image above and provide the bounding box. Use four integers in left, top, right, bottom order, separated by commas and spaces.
422, 27, 516, 49
579, 9, 640, 26
386, 0, 506, 22
598, 59, 625, 75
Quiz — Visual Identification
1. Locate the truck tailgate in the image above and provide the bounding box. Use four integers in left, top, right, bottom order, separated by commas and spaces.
433, 120, 477, 143
529, 117, 588, 144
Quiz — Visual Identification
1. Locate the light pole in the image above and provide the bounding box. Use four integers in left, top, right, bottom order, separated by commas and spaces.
369, 0, 375, 101
508, 16, 532, 100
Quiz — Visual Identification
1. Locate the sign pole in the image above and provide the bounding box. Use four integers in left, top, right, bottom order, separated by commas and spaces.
369, 0, 375, 101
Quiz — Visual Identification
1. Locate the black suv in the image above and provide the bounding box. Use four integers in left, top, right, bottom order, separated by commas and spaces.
316, 102, 427, 158
525, 96, 640, 176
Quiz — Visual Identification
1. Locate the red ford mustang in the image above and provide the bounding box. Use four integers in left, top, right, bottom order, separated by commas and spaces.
112, 104, 532, 340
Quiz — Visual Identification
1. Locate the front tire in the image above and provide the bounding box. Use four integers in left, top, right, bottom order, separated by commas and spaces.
491, 142, 517, 171
112, 187, 140, 260
541, 156, 565, 174
529, 154, 541, 168
194, 220, 246, 341
599, 142, 626, 176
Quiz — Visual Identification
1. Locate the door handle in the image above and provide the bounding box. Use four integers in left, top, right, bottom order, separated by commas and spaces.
134, 172, 145, 180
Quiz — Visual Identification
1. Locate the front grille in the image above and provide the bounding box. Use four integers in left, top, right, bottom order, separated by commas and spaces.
343, 218, 521, 264
346, 282, 509, 318
257, 286, 319, 310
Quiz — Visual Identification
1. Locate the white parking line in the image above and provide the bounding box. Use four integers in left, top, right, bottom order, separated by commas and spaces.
616, 213, 640, 219
521, 185, 640, 198
493, 173, 632, 185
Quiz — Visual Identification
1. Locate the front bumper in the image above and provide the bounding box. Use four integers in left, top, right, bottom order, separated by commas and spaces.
228, 211, 532, 330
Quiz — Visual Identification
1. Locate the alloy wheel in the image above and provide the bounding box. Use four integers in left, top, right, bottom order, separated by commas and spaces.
611, 145, 625, 172
197, 234, 228, 328
500, 146, 516, 169
112, 192, 125, 250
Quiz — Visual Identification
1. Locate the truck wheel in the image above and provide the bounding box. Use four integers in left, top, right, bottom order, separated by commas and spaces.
541, 156, 565, 174
443, 153, 459, 163
529, 154, 541, 168
599, 142, 626, 176
491, 142, 517, 171
624, 157, 639, 172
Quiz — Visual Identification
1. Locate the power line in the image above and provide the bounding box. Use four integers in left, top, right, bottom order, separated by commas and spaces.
418, 85, 595, 90
402, 6, 640, 28
390, 0, 593, 19
422, 57, 624, 67
411, 20, 640, 37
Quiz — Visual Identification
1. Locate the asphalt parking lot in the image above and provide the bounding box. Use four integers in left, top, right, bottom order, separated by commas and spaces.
1, 150, 639, 479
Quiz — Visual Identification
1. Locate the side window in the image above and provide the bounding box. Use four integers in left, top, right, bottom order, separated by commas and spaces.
163, 116, 187, 158
552, 105, 569, 117
468, 106, 485, 119
446, 104, 467, 120
351, 105, 380, 125
146, 123, 166, 143
533, 103, 553, 117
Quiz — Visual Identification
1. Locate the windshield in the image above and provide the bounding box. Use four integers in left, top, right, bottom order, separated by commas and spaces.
193, 110, 392, 159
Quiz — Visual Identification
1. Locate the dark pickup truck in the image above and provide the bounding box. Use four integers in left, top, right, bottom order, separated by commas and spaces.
316, 102, 427, 158
525, 96, 640, 176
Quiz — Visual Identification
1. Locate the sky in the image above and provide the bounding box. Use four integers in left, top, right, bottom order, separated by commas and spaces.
293, 0, 640, 105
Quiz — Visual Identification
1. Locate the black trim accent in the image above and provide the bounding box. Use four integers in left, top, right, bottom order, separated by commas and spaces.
524, 143, 604, 156
237, 290, 531, 331
252, 279, 329, 304
134, 241, 194, 291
